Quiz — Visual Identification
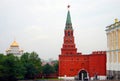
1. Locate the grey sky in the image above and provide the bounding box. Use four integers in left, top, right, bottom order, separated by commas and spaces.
0, 0, 120, 60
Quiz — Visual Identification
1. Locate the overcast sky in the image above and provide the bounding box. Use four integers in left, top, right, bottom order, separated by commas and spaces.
0, 0, 120, 60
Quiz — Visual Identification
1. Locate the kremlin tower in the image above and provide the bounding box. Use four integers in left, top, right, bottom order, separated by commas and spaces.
59, 6, 106, 80
61, 5, 77, 55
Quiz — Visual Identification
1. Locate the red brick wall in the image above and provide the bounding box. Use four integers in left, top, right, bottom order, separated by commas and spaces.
59, 51, 106, 78
88, 51, 106, 77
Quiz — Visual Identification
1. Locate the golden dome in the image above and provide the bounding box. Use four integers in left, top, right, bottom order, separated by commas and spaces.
10, 40, 19, 47
115, 18, 119, 23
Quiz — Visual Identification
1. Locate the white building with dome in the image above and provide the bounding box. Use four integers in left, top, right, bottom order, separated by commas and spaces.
6, 40, 23, 57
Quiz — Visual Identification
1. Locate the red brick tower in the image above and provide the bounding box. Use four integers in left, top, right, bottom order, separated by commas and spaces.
59, 6, 106, 80
59, 6, 78, 78
61, 5, 77, 55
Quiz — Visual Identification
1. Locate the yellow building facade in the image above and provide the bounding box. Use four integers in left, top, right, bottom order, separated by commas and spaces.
106, 19, 120, 79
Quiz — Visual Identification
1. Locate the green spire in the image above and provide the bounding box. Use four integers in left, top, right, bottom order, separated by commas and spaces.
65, 9, 73, 30
66, 10, 72, 24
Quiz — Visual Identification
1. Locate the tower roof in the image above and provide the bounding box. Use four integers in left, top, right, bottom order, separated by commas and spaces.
10, 40, 19, 47
66, 10, 72, 24
65, 5, 73, 30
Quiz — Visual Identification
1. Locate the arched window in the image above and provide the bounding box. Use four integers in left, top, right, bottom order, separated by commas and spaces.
68, 31, 70, 36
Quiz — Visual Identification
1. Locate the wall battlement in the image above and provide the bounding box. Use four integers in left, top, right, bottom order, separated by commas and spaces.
92, 51, 106, 55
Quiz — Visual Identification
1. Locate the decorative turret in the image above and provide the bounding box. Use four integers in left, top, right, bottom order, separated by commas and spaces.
106, 18, 120, 31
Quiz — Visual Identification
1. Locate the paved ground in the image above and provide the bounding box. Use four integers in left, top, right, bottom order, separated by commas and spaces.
35, 80, 120, 81
19, 80, 120, 81
38, 80, 120, 81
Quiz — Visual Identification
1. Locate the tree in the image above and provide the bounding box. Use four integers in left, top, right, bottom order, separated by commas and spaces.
0, 52, 42, 80
53, 60, 58, 72
20, 52, 42, 79
42, 63, 55, 75
0, 54, 25, 81
29, 52, 42, 73
0, 54, 6, 80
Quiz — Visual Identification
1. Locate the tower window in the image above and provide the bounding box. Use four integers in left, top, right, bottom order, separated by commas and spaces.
68, 31, 70, 36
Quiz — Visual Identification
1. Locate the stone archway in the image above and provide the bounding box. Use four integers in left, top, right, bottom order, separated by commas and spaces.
79, 70, 88, 80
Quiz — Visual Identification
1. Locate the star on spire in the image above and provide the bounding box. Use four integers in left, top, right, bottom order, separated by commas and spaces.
67, 5, 70, 9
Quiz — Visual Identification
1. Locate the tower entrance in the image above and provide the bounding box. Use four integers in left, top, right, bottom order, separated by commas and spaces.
79, 70, 88, 80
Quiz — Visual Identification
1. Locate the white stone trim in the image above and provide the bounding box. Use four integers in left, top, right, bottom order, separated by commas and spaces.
90, 75, 106, 80
58, 76, 74, 80
99, 76, 106, 80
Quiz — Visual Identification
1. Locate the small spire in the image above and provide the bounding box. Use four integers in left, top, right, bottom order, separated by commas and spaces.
66, 5, 72, 24
65, 5, 73, 30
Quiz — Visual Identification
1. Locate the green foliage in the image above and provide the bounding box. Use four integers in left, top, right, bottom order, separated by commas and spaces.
0, 52, 59, 80
42, 63, 55, 75
0, 52, 42, 81
53, 60, 58, 72
42, 60, 59, 75
0, 54, 25, 81
21, 52, 42, 79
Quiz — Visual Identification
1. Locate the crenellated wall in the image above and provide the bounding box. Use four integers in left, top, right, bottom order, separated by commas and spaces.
59, 51, 106, 79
